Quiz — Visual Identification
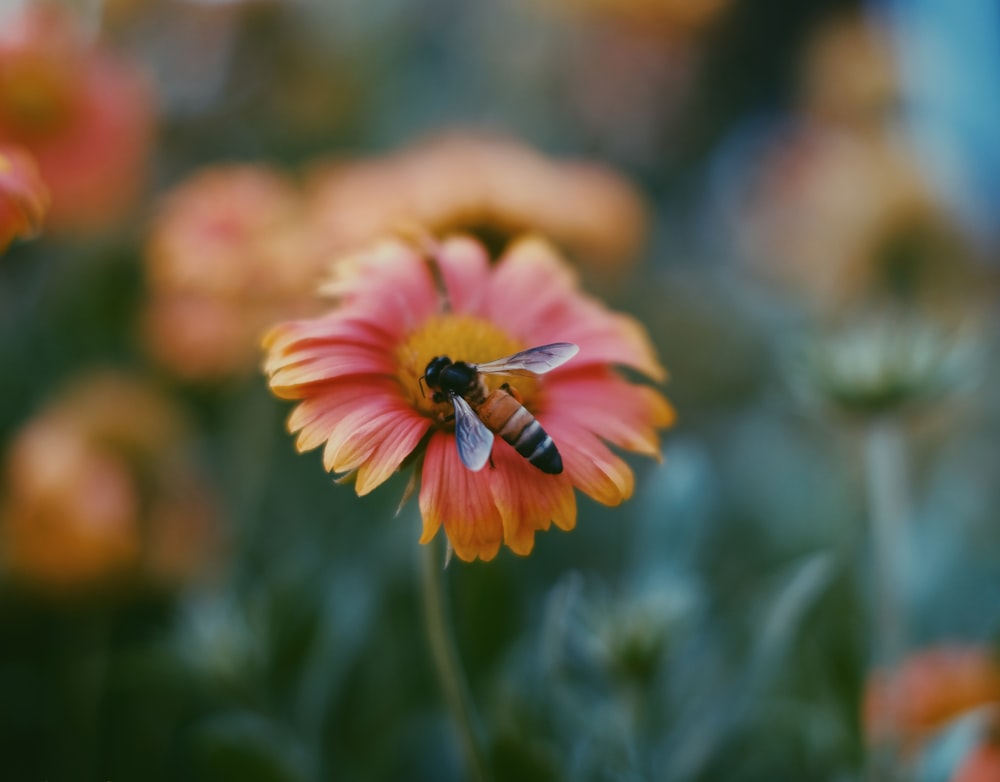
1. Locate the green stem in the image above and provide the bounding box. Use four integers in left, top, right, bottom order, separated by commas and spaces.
863, 416, 911, 782
419, 542, 491, 782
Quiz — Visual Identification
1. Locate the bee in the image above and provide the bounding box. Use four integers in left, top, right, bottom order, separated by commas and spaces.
423, 343, 579, 474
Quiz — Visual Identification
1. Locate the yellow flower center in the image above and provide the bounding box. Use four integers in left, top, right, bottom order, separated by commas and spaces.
395, 314, 540, 425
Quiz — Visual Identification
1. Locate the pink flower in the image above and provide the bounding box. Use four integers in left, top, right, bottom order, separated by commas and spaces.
143, 164, 328, 383
264, 234, 673, 562
305, 132, 650, 277
0, 4, 154, 234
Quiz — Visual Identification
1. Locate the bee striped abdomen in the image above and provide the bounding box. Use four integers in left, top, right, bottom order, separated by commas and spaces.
478, 390, 563, 474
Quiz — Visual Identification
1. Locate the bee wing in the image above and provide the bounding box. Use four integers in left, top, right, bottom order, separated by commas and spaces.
473, 342, 579, 376
451, 393, 494, 472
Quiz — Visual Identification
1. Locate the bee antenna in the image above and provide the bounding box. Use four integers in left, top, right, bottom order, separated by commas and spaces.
418, 374, 428, 398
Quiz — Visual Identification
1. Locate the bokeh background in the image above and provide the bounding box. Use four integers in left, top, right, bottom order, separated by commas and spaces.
1, 0, 999, 780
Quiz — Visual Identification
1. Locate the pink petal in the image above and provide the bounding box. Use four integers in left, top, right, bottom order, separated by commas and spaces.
268, 345, 395, 396
318, 238, 441, 336
543, 369, 674, 457
287, 377, 401, 450
354, 412, 430, 495
264, 313, 396, 359
486, 237, 665, 380
543, 303, 666, 381
488, 445, 576, 555
419, 432, 503, 562
542, 413, 635, 506
434, 235, 491, 315
322, 396, 416, 473
484, 237, 579, 337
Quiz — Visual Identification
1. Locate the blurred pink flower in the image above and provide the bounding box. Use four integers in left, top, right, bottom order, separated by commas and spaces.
264, 234, 673, 561
305, 132, 650, 277
0, 143, 49, 251
143, 164, 329, 383
0, 4, 155, 235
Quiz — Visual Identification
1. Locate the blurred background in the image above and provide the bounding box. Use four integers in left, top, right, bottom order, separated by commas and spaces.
1, 0, 999, 780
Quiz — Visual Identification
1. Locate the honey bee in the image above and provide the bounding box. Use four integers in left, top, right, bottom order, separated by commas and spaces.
423, 343, 579, 474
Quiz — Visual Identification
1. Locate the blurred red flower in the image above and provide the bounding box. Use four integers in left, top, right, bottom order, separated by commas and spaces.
0, 4, 155, 235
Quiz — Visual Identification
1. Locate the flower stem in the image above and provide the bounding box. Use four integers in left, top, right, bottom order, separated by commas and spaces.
420, 541, 491, 782
863, 416, 911, 782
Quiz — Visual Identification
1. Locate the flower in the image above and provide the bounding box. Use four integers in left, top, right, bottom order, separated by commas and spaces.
797, 10, 901, 134
0, 4, 154, 234
0, 371, 221, 593
0, 143, 49, 252
143, 164, 328, 383
264, 234, 673, 561
864, 645, 1000, 745
723, 121, 993, 346
305, 132, 650, 276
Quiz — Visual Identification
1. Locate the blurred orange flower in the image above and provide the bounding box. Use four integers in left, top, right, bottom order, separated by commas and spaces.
1, 372, 221, 594
0, 143, 49, 251
0, 4, 155, 234
143, 164, 328, 383
264, 234, 673, 561
732, 126, 983, 323
798, 11, 901, 134
305, 132, 650, 276
864, 645, 1000, 745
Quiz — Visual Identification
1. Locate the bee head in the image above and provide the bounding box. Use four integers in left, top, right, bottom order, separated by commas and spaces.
422, 356, 452, 393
